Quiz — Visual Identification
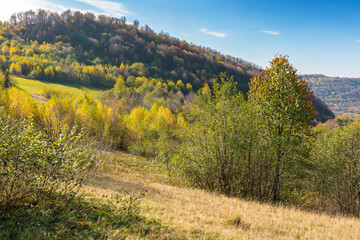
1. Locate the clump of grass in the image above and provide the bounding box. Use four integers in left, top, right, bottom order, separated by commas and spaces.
226, 216, 251, 230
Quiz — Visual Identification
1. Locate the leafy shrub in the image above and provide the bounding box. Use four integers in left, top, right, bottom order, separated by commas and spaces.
39, 87, 72, 99
312, 122, 360, 215
0, 111, 93, 215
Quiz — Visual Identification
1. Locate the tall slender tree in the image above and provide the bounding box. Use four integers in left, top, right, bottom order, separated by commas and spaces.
248, 55, 315, 202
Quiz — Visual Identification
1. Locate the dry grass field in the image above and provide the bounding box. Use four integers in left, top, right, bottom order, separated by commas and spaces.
83, 151, 360, 240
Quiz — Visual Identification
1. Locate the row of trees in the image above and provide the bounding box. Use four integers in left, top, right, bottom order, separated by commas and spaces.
0, 80, 182, 158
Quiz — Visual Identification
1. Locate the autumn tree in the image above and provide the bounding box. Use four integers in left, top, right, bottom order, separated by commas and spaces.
248, 55, 315, 202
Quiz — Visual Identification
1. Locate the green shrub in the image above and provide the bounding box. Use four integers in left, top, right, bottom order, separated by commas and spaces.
0, 112, 93, 215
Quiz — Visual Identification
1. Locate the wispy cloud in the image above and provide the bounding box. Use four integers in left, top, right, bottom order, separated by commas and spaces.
76, 0, 133, 17
200, 28, 226, 38
207, 31, 226, 38
262, 30, 280, 35
356, 40, 360, 42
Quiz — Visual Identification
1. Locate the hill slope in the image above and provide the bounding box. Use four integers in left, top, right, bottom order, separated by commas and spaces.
5, 10, 258, 92
1, 9, 334, 122
84, 151, 360, 239
303, 74, 360, 116
4, 149, 360, 239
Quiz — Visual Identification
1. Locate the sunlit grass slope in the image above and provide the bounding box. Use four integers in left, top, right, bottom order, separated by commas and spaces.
11, 76, 102, 97
85, 151, 360, 240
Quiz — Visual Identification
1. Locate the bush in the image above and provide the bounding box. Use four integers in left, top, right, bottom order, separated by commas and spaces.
173, 73, 256, 196
0, 112, 93, 215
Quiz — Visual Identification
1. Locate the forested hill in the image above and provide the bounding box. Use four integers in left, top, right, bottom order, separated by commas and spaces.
303, 74, 360, 116
4, 9, 258, 92
1, 10, 334, 121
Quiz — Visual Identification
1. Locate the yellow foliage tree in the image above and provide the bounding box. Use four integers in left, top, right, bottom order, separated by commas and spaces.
7, 87, 37, 120
1, 45, 9, 56
9, 62, 21, 75
186, 83, 193, 92
114, 75, 125, 90
176, 80, 185, 89
44, 66, 55, 79
9, 47, 20, 56
25, 48, 34, 56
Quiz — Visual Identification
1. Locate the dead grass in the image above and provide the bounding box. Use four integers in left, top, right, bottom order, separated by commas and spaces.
83, 151, 360, 239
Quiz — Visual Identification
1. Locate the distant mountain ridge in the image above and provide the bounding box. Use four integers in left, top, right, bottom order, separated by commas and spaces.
302, 74, 360, 116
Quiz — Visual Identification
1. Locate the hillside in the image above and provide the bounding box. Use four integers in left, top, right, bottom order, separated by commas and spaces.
86, 152, 360, 239
303, 74, 360, 116
4, 10, 258, 92
81, 151, 360, 239
1, 9, 334, 122
3, 150, 360, 239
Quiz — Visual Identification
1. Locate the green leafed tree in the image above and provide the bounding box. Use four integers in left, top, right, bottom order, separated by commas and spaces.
0, 65, 10, 89
248, 55, 315, 202
174, 73, 257, 196
312, 122, 360, 216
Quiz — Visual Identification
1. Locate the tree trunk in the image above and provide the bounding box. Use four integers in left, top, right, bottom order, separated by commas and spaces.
272, 151, 282, 202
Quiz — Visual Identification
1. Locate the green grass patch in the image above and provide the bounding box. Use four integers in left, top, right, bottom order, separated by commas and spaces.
0, 194, 182, 240
11, 76, 102, 97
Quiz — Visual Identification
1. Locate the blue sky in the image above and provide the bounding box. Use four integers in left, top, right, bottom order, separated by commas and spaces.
1, 0, 360, 77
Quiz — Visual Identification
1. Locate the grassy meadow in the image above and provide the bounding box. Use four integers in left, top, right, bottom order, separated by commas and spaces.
83, 151, 360, 239
5, 145, 359, 239
11, 76, 102, 98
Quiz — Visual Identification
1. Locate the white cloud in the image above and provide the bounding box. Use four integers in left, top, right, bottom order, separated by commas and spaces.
76, 0, 133, 17
206, 31, 226, 38
0, 0, 67, 21
357, 40, 360, 42
200, 28, 226, 38
262, 30, 280, 35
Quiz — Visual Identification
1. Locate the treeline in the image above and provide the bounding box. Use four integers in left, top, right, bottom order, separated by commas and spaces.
0, 79, 183, 157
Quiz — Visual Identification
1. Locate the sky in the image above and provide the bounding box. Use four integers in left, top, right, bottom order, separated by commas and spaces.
1, 0, 360, 77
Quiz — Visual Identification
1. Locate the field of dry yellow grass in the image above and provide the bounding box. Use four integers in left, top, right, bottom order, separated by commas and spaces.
83, 151, 360, 239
